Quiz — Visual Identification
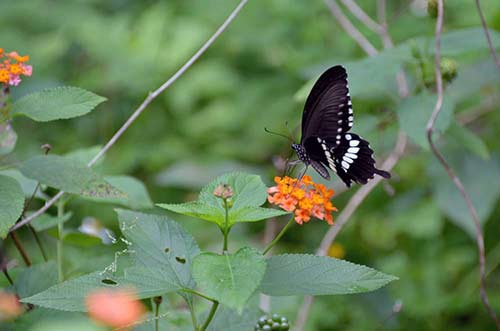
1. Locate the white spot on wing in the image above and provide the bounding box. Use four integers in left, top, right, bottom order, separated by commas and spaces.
348, 147, 360, 153
342, 161, 350, 169
337, 128, 342, 132
343, 156, 353, 163
345, 152, 357, 159
345, 134, 352, 140
349, 140, 359, 146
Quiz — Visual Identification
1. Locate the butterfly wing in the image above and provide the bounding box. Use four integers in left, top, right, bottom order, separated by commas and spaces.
301, 65, 353, 143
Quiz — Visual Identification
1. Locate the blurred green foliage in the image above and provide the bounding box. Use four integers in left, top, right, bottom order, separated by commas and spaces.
1, 0, 500, 330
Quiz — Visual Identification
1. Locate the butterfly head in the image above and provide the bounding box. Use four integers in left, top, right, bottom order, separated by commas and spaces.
292, 143, 310, 164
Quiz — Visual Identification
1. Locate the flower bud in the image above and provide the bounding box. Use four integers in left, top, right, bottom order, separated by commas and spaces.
440, 57, 458, 83
213, 184, 234, 199
427, 0, 444, 19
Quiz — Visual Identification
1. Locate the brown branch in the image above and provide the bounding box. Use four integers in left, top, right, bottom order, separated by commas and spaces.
9, 232, 31, 266
323, 0, 378, 56
426, 1, 500, 329
9, 0, 250, 232
475, 0, 500, 74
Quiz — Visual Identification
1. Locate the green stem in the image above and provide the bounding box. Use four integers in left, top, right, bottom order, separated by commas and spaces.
57, 199, 65, 282
28, 225, 48, 262
9, 232, 31, 266
182, 288, 217, 303
188, 301, 199, 331
263, 215, 295, 255
199, 301, 219, 331
222, 198, 230, 253
154, 296, 162, 331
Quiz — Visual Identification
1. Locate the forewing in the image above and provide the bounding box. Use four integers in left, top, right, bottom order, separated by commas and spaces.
301, 65, 353, 142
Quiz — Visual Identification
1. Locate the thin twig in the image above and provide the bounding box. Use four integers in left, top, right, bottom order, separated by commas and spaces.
323, 0, 378, 56
10, 0, 250, 232
339, 0, 383, 33
475, 0, 500, 73
426, 1, 500, 329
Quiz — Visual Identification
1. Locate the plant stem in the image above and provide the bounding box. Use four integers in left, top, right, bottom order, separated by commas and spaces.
222, 198, 230, 253
3, 269, 13, 285
153, 296, 162, 331
57, 199, 65, 282
262, 216, 295, 255
9, 232, 31, 266
199, 301, 219, 331
182, 289, 217, 303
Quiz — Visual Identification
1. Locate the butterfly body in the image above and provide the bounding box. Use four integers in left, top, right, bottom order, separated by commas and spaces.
293, 65, 390, 187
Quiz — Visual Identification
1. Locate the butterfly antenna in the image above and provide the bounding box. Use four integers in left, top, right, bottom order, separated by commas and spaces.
264, 127, 294, 143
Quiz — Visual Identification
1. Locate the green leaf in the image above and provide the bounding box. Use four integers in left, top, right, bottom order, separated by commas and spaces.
0, 174, 24, 238
63, 231, 102, 247
192, 247, 266, 311
19, 155, 125, 198
65, 146, 103, 165
117, 209, 200, 291
28, 319, 105, 331
12, 87, 106, 122
0, 123, 17, 155
0, 169, 46, 199
260, 254, 397, 296
447, 121, 490, 160
206, 306, 261, 331
82, 175, 153, 209
30, 212, 72, 232
398, 92, 455, 149
15, 262, 58, 299
430, 155, 500, 237
22, 271, 163, 312
199, 172, 267, 209
158, 172, 286, 227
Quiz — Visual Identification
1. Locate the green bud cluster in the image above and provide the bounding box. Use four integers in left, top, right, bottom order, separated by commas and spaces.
254, 313, 290, 331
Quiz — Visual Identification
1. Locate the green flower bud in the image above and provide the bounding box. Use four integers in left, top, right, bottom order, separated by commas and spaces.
440, 57, 458, 83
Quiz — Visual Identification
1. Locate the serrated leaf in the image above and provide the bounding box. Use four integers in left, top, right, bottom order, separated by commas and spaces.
199, 172, 268, 209
260, 254, 397, 296
192, 247, 266, 311
230, 207, 289, 223
206, 306, 261, 331
398, 92, 455, 149
0, 123, 17, 155
12, 87, 106, 122
30, 212, 73, 232
22, 270, 165, 312
15, 262, 58, 299
19, 155, 125, 198
117, 209, 200, 291
0, 174, 24, 238
158, 172, 284, 227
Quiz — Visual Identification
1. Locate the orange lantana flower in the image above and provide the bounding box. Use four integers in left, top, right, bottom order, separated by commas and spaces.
267, 175, 338, 225
0, 49, 32, 86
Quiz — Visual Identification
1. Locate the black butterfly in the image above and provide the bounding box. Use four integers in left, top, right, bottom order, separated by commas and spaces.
291, 65, 390, 187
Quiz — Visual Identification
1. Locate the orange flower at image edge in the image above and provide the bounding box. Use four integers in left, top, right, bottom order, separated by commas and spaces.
86, 288, 145, 329
0, 48, 32, 86
267, 175, 338, 225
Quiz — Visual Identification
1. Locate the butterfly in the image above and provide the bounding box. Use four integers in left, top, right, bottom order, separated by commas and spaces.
291, 65, 390, 187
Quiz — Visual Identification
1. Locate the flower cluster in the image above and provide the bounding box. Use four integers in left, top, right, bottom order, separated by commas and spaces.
0, 49, 32, 86
267, 175, 337, 225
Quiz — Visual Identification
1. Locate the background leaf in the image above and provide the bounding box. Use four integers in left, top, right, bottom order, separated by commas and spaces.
0, 174, 25, 237
260, 254, 397, 296
20, 155, 124, 198
11, 87, 106, 122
